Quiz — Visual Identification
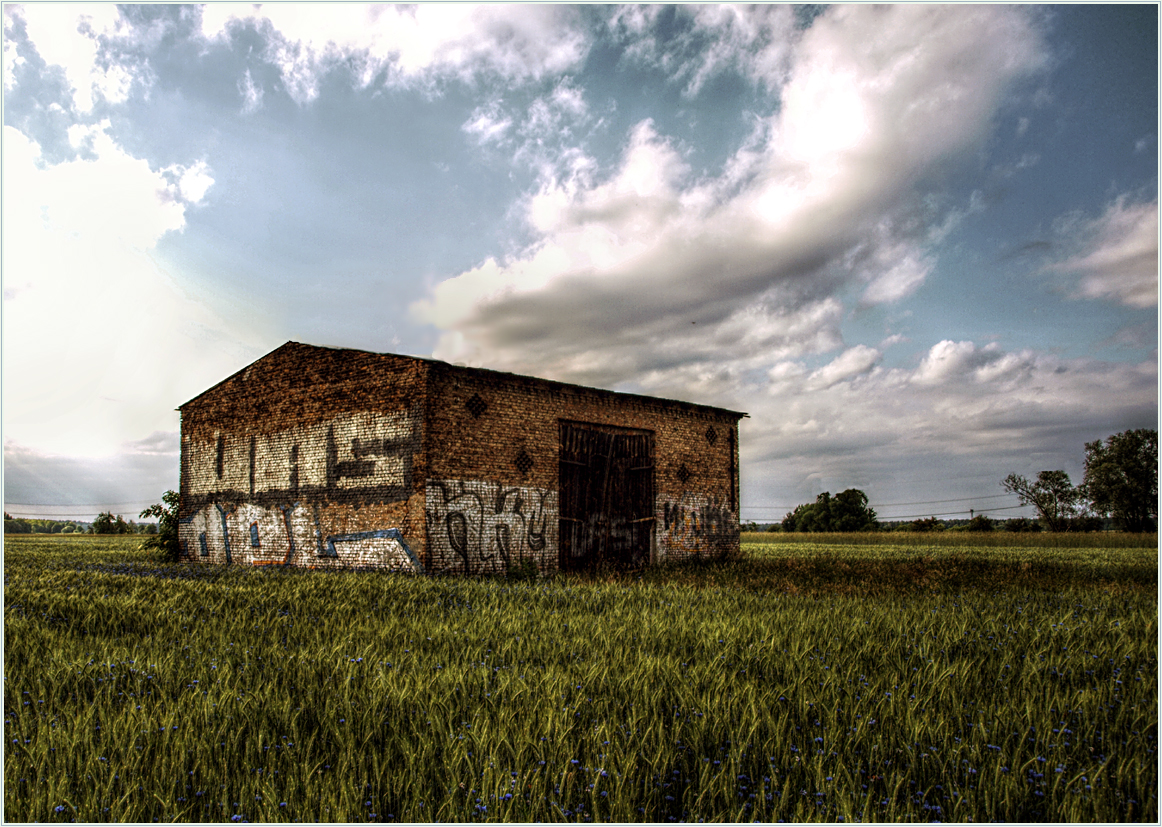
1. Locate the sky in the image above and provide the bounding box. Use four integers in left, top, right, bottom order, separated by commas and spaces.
2, 3, 1157, 525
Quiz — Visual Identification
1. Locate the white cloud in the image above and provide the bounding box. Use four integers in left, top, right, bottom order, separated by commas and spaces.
10, 3, 139, 111
854, 230, 935, 306
610, 5, 799, 96
1054, 197, 1158, 309
2, 15, 22, 90
739, 341, 1156, 511
682, 5, 799, 95
174, 159, 214, 204
521, 79, 589, 142
2, 124, 267, 459
462, 103, 513, 146
912, 340, 1002, 386
808, 345, 881, 390
201, 4, 590, 104
461, 79, 593, 180
239, 67, 264, 114
414, 6, 1049, 389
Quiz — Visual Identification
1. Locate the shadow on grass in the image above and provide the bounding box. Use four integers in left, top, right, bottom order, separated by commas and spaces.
566, 550, 1157, 596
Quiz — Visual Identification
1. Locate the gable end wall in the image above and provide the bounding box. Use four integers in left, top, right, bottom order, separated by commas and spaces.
178, 345, 431, 571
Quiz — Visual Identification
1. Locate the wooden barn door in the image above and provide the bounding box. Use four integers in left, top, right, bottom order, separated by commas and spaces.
559, 422, 655, 570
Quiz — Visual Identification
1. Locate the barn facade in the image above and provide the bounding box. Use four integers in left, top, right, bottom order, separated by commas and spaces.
178, 342, 745, 575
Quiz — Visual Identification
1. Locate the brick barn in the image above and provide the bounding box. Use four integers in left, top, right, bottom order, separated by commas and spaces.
178, 342, 745, 575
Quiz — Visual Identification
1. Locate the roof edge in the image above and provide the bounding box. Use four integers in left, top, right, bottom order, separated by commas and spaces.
179, 341, 748, 419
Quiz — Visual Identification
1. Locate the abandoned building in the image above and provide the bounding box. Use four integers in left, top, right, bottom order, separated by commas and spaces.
178, 342, 745, 575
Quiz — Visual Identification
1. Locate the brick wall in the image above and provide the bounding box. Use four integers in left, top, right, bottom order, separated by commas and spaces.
178, 343, 430, 570
178, 343, 742, 575
424, 363, 740, 574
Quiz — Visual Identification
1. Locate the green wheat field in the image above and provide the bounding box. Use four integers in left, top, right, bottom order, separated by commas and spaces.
4, 533, 1157, 822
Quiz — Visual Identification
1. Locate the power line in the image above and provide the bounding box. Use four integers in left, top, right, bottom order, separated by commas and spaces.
742, 499, 1033, 521
5, 501, 159, 509
875, 504, 1033, 521
871, 494, 1014, 508
4, 503, 160, 520
741, 494, 1021, 515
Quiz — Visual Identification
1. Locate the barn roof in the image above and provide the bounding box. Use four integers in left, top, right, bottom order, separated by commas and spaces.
180, 341, 747, 420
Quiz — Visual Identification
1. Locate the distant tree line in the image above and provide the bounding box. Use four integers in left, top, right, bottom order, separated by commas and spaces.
751, 514, 1088, 534
3, 511, 158, 535
4, 514, 90, 534
765, 429, 1157, 534
90, 511, 159, 535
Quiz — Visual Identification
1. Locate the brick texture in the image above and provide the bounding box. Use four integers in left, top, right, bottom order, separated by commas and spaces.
178, 342, 744, 575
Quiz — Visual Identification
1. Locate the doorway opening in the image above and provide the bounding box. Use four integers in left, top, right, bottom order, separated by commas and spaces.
558, 421, 655, 570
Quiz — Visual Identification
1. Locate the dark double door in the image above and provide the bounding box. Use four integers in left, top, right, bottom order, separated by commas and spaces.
558, 421, 655, 570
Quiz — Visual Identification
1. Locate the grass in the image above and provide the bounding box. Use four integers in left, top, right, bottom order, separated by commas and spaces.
743, 530, 1160, 548
5, 534, 1157, 822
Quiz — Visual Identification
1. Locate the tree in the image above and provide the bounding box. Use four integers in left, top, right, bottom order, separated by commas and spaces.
782, 489, 877, 532
4, 515, 28, 533
91, 512, 118, 534
1001, 470, 1082, 532
830, 488, 878, 531
782, 497, 822, 532
140, 491, 180, 563
966, 514, 994, 532
1082, 429, 1158, 533
90, 512, 132, 534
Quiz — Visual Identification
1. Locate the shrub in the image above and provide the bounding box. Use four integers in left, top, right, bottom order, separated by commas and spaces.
910, 517, 944, 532
139, 491, 180, 563
1003, 517, 1041, 533
966, 514, 994, 532
506, 558, 540, 581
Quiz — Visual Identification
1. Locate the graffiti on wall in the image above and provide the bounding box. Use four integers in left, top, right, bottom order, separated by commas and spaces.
178, 501, 421, 571
425, 480, 557, 575
183, 409, 419, 509
659, 493, 736, 559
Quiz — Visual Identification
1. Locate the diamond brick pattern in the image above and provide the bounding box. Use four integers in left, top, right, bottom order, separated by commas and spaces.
677, 463, 691, 484
465, 393, 488, 418
515, 450, 534, 475
705, 426, 717, 445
